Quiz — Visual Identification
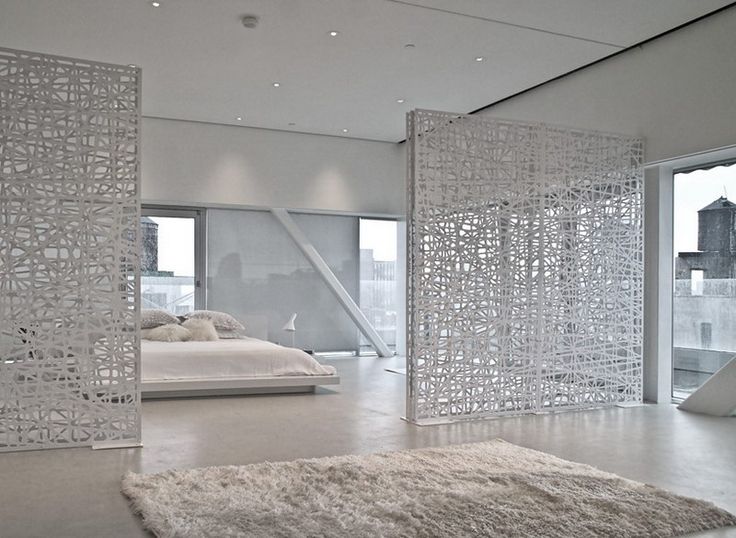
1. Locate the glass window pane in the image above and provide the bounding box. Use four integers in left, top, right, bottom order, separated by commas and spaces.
141, 216, 195, 315
359, 219, 398, 350
206, 209, 360, 353
672, 162, 736, 399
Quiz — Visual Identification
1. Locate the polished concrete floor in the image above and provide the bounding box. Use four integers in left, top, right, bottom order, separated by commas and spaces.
1, 355, 735, 537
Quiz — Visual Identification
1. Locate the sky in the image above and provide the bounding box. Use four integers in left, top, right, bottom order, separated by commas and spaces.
360, 219, 398, 261
673, 163, 736, 255
149, 217, 195, 277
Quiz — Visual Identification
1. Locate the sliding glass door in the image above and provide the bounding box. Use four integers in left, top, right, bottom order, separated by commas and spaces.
672, 162, 736, 399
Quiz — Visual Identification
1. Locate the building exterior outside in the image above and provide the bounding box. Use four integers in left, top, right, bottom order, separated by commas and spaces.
673, 196, 736, 396
141, 217, 159, 274
360, 248, 398, 348
675, 196, 736, 279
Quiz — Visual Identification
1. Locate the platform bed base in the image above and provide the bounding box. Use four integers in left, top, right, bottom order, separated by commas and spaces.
141, 375, 340, 400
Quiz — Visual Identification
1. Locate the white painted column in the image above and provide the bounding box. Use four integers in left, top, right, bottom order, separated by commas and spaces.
643, 165, 674, 403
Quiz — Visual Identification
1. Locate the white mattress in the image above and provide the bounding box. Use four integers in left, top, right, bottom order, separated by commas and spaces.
141, 338, 336, 381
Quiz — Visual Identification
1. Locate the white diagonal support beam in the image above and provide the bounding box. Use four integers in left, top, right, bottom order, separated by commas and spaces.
271, 208, 393, 357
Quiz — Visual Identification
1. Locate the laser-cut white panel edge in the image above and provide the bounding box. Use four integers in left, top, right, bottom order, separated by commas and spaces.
406, 109, 643, 424
0, 47, 141, 451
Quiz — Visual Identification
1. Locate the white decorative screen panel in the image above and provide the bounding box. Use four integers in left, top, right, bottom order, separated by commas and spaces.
0, 48, 141, 451
406, 110, 643, 424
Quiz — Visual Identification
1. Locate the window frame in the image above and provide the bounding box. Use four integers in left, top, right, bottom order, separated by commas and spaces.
358, 216, 401, 354
644, 148, 736, 404
669, 158, 736, 401
141, 205, 207, 310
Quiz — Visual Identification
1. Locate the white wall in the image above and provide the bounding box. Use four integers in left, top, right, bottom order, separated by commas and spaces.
476, 7, 736, 164
643, 166, 674, 403
142, 117, 405, 215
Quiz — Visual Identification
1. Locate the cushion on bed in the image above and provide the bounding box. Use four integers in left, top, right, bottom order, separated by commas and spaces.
214, 329, 245, 339
142, 309, 180, 329
184, 310, 246, 332
145, 324, 192, 342
181, 318, 219, 341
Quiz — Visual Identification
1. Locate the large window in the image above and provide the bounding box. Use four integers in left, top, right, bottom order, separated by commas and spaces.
672, 162, 736, 399
359, 219, 399, 351
206, 209, 362, 353
141, 208, 204, 315
140, 206, 401, 354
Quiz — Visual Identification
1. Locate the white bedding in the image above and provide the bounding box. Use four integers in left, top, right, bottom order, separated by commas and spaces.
141, 338, 336, 381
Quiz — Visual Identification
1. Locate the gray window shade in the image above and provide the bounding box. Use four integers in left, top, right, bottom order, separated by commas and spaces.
206, 209, 360, 352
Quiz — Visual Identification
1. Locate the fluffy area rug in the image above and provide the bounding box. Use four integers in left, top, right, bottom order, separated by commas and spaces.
122, 439, 736, 537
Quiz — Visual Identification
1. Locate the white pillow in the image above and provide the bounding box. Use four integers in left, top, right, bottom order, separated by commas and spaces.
141, 309, 179, 329
215, 329, 245, 339
184, 310, 245, 332
181, 318, 219, 341
145, 324, 192, 342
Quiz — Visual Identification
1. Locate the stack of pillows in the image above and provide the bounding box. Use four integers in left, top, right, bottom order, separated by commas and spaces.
141, 309, 246, 343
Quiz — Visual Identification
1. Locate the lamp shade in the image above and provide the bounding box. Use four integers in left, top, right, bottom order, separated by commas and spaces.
282, 313, 297, 332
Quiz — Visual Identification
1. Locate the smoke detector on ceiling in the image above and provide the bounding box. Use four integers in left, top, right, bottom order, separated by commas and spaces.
241, 15, 259, 29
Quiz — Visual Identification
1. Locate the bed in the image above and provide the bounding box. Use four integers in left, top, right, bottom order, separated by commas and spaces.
141, 337, 339, 399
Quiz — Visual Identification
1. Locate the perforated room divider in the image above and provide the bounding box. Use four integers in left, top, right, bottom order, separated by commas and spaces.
0, 48, 141, 451
406, 110, 643, 424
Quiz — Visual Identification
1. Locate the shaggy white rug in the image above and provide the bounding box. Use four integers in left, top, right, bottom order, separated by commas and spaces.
122, 439, 736, 538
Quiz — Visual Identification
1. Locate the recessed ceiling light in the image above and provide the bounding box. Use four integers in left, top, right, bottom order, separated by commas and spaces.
328, 30, 339, 37
241, 15, 259, 29
151, 1, 161, 7
397, 99, 405, 104
342, 128, 349, 133
236, 116, 243, 121
272, 82, 280, 88
475, 56, 484, 62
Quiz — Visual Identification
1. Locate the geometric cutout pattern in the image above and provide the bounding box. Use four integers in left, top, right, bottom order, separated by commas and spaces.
0, 47, 141, 451
406, 110, 643, 424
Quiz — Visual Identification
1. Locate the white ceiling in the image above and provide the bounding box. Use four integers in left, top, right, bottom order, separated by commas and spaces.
0, 0, 731, 142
